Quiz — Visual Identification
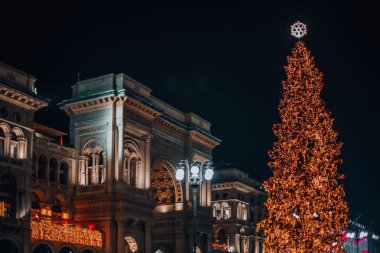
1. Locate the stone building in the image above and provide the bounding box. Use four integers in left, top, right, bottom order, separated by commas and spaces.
0, 61, 221, 253
211, 167, 266, 253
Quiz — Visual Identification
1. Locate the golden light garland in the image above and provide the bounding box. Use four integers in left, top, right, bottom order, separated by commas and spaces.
31, 220, 102, 247
257, 41, 349, 253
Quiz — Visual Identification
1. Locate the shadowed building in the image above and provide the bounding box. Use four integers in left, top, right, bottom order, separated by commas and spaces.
211, 167, 266, 253
0, 62, 221, 253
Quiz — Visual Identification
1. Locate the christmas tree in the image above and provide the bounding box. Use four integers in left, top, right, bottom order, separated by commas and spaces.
257, 23, 349, 253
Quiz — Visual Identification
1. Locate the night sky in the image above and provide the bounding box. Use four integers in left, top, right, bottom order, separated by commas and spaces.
2, 1, 380, 234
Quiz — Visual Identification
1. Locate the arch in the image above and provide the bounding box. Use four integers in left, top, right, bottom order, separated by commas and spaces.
32, 243, 53, 253
59, 161, 69, 185
38, 154, 47, 180
125, 236, 139, 253
217, 229, 227, 244
82, 138, 104, 155
32, 188, 46, 203
0, 173, 17, 218
151, 161, 182, 205
49, 158, 58, 182
0, 123, 10, 157
52, 197, 62, 213
31, 192, 41, 209
11, 127, 24, 138
241, 203, 248, 220
0, 239, 19, 253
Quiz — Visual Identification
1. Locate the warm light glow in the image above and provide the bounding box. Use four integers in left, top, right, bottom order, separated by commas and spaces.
0, 201, 5, 217
257, 41, 349, 253
31, 220, 102, 247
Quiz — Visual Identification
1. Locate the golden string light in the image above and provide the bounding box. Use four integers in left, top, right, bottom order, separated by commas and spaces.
31, 220, 102, 247
257, 41, 349, 253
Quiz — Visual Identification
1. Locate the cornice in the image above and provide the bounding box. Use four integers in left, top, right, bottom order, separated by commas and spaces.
63, 96, 127, 115
0, 85, 48, 111
154, 117, 187, 135
212, 181, 262, 194
125, 97, 161, 120
189, 130, 220, 149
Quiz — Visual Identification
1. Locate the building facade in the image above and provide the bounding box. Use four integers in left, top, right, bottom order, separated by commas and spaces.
0, 62, 221, 253
211, 168, 266, 253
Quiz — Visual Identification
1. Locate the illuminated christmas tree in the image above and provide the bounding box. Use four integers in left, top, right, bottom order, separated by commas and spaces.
257, 22, 349, 253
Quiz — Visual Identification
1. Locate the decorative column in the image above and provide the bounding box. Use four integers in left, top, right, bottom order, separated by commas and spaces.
144, 135, 151, 189
94, 154, 99, 184
91, 153, 96, 184
17, 137, 27, 159
3, 133, 10, 156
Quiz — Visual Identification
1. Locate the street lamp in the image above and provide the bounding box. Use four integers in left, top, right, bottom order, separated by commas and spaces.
176, 160, 214, 253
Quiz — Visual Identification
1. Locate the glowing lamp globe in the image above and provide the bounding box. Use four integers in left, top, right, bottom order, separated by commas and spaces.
190, 165, 200, 175
176, 168, 185, 180
204, 168, 214, 180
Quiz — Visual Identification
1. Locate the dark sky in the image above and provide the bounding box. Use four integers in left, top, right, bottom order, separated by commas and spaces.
2, 0, 380, 234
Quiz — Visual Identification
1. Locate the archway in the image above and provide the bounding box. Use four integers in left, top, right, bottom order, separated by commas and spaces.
125, 236, 139, 253
33, 244, 53, 253
0, 239, 19, 253
151, 161, 182, 206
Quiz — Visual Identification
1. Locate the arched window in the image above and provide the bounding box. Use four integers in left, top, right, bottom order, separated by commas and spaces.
217, 229, 227, 244
9, 132, 18, 159
31, 192, 40, 209
59, 161, 69, 185
123, 142, 140, 187
38, 155, 47, 180
237, 203, 242, 219
221, 202, 231, 219
241, 204, 248, 220
52, 197, 61, 213
130, 157, 137, 187
212, 203, 221, 220
49, 158, 58, 182
33, 244, 53, 253
81, 140, 106, 186
0, 174, 17, 218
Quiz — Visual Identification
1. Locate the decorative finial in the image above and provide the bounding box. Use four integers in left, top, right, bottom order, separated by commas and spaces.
291, 21, 307, 39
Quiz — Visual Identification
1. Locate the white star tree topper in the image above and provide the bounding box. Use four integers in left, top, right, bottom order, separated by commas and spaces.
291, 21, 307, 39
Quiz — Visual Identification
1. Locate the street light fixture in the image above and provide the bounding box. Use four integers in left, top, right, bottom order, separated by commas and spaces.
176, 160, 214, 253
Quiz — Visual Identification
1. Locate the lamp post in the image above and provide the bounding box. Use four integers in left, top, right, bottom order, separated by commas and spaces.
176, 160, 214, 253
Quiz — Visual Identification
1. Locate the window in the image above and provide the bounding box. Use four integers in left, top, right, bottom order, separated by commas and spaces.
241, 204, 248, 220
52, 197, 61, 213
221, 202, 231, 219
214, 193, 219, 200
38, 155, 47, 180
213, 203, 221, 220
59, 161, 69, 185
31, 192, 40, 209
222, 193, 228, 199
217, 229, 227, 244
32, 154, 37, 178
9, 133, 18, 159
123, 142, 140, 187
0, 127, 5, 156
81, 140, 106, 186
49, 158, 58, 182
